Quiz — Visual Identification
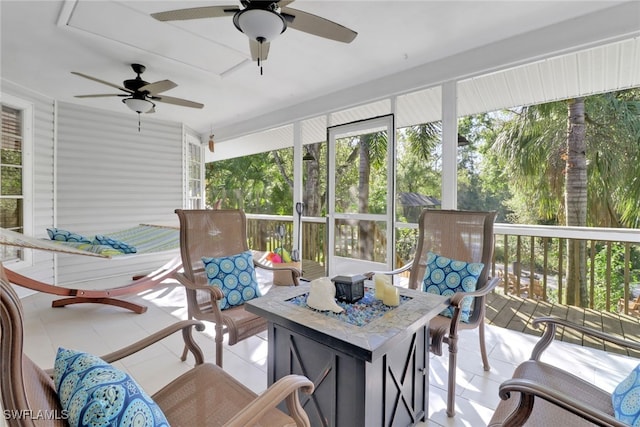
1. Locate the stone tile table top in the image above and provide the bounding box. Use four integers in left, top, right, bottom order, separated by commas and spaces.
246, 281, 449, 362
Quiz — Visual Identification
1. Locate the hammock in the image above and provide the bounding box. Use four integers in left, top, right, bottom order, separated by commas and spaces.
46, 224, 180, 257
0, 227, 108, 258
0, 225, 181, 314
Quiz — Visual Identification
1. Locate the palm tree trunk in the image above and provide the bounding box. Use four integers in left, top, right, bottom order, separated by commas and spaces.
358, 135, 373, 260
303, 143, 322, 216
302, 143, 322, 263
565, 97, 588, 306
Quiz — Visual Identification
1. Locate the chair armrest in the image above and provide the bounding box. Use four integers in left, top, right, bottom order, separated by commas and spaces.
44, 320, 206, 376
99, 320, 206, 365
529, 317, 640, 361
224, 374, 315, 427
253, 260, 301, 286
441, 276, 501, 339
498, 378, 626, 427
175, 271, 224, 300
449, 276, 502, 306
363, 261, 414, 280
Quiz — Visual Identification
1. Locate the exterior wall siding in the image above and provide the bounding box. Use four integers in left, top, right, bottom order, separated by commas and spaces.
2, 80, 56, 289
55, 102, 183, 284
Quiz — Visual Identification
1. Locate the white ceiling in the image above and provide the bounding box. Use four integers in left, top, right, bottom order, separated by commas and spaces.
2, 1, 639, 144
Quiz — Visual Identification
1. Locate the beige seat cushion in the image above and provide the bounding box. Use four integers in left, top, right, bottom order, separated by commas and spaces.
152, 363, 296, 427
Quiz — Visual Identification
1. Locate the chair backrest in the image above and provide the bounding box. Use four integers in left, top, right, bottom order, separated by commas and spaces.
175, 209, 250, 285
1, 265, 66, 427
407, 210, 497, 325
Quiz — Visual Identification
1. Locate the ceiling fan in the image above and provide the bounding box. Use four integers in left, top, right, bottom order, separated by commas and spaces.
72, 63, 204, 115
151, 0, 357, 74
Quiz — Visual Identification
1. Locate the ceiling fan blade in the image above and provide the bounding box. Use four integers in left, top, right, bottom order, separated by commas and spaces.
249, 39, 270, 62
281, 7, 357, 43
151, 5, 239, 21
71, 71, 132, 93
139, 79, 177, 95
74, 94, 126, 98
152, 95, 204, 109
278, 0, 296, 7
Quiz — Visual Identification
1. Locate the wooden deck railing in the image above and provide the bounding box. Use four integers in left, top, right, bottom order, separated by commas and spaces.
492, 224, 640, 314
246, 214, 326, 264
246, 214, 640, 315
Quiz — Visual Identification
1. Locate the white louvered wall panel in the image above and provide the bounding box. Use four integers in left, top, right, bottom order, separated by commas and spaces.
208, 116, 333, 163
2, 80, 56, 291
619, 39, 640, 88
55, 101, 183, 285
302, 115, 328, 145
396, 86, 442, 129
329, 99, 391, 127
458, 37, 640, 116
211, 124, 294, 161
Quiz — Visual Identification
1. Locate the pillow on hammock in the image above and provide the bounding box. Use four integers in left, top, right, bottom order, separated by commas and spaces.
93, 235, 137, 254
47, 228, 91, 244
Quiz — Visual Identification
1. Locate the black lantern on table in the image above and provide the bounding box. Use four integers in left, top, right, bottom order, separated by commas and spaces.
331, 274, 365, 303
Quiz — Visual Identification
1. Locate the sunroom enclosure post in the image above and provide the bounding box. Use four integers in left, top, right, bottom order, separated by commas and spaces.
441, 80, 458, 209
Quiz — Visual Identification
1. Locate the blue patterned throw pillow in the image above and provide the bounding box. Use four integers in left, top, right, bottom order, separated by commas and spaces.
53, 347, 169, 427
202, 250, 261, 310
47, 228, 92, 244
94, 235, 137, 254
422, 251, 484, 323
612, 363, 640, 426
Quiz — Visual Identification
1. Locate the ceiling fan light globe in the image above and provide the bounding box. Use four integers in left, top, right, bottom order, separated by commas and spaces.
123, 98, 154, 113
234, 8, 285, 42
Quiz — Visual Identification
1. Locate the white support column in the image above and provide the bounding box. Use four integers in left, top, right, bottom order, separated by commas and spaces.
389, 97, 398, 270
292, 121, 303, 261
441, 81, 457, 210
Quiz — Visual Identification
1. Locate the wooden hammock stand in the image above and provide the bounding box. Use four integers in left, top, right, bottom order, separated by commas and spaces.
2, 255, 182, 314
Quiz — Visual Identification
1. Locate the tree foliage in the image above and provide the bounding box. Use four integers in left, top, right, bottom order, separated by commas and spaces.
206, 150, 293, 214
492, 88, 640, 228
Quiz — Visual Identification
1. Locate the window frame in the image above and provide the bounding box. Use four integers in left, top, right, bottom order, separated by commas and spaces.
1, 94, 34, 267
184, 132, 204, 209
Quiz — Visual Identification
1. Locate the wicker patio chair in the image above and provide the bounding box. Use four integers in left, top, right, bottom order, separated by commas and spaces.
618, 294, 640, 317
369, 209, 500, 417
0, 265, 314, 427
488, 316, 640, 426
174, 209, 301, 367
498, 270, 544, 300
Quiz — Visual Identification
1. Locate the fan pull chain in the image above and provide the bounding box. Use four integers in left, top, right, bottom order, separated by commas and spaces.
137, 113, 141, 132
258, 38, 264, 75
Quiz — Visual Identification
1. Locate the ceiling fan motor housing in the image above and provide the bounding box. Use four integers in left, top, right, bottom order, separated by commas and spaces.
124, 64, 150, 92
131, 63, 146, 74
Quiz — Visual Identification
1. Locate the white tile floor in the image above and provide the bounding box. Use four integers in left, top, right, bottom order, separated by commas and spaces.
11, 279, 639, 427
